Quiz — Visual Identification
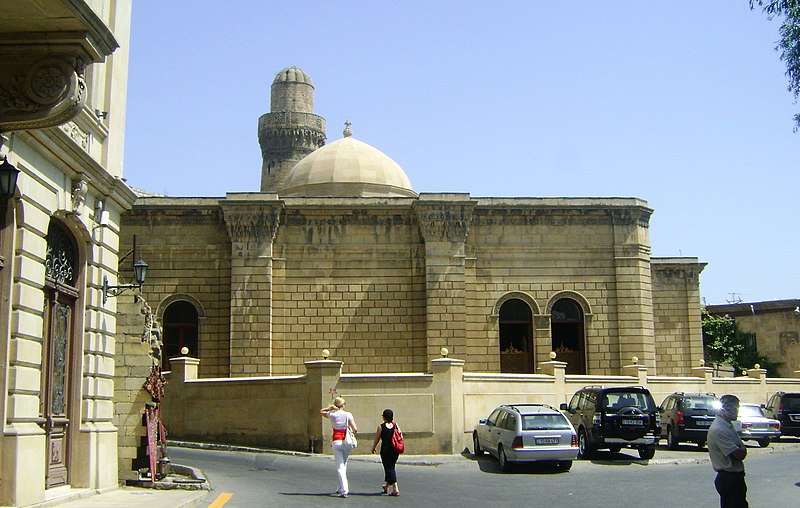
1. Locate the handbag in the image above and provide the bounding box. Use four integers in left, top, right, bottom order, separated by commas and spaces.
391, 423, 405, 454
345, 427, 358, 449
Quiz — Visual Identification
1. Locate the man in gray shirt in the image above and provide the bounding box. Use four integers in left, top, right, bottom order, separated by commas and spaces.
707, 394, 748, 507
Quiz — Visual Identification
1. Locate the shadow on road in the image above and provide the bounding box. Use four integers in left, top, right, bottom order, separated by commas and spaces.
462, 450, 573, 475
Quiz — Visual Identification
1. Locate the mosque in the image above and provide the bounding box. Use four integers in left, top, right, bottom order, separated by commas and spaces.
118, 66, 706, 381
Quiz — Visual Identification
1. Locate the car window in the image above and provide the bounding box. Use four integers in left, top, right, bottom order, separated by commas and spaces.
604, 391, 655, 413
662, 397, 674, 411
783, 395, 800, 411
495, 411, 509, 429
684, 396, 717, 410
738, 405, 763, 418
504, 414, 517, 431
568, 393, 581, 411
522, 414, 571, 430
584, 392, 596, 411
487, 409, 503, 427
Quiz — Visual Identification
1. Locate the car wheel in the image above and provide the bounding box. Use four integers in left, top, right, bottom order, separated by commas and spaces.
638, 444, 656, 460
608, 445, 622, 453
558, 460, 573, 471
472, 433, 484, 456
667, 426, 679, 450
757, 438, 771, 448
498, 445, 511, 472
578, 429, 592, 459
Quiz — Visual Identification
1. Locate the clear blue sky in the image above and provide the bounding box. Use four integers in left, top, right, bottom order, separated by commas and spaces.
123, 1, 799, 306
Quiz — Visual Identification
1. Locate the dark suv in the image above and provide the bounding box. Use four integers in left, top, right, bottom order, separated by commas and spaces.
560, 386, 660, 460
658, 392, 719, 449
764, 392, 800, 437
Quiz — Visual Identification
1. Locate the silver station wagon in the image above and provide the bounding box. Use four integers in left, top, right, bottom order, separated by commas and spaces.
472, 403, 579, 472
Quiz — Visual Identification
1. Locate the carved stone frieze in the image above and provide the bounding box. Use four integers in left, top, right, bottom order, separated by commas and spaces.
612, 208, 651, 228
223, 205, 283, 245
414, 202, 476, 243
0, 55, 88, 132
59, 121, 90, 151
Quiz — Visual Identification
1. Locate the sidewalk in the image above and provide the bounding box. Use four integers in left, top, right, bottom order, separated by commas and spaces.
37, 487, 209, 508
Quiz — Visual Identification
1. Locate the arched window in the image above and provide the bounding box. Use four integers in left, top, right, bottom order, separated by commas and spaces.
42, 220, 79, 487
551, 298, 586, 374
499, 298, 534, 373
161, 301, 199, 370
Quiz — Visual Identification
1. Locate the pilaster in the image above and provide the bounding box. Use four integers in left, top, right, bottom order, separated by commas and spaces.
222, 196, 284, 376
304, 360, 343, 454
612, 207, 656, 372
414, 195, 475, 366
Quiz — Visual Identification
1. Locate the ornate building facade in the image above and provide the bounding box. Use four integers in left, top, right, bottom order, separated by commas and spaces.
118, 66, 706, 385
0, 1, 134, 505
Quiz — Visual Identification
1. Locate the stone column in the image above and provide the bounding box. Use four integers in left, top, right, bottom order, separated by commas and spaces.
222, 196, 283, 376
414, 195, 475, 366
612, 207, 656, 372
430, 357, 465, 454
304, 359, 343, 454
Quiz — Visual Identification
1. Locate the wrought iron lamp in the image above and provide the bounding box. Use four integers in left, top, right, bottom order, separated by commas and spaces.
103, 258, 148, 303
0, 155, 20, 223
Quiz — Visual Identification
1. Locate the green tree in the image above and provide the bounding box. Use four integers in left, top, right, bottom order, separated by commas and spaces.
750, 1, 800, 131
701, 310, 781, 375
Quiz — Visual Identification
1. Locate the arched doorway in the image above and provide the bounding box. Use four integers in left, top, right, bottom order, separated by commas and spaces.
161, 301, 199, 370
551, 298, 586, 374
42, 221, 79, 488
499, 298, 534, 373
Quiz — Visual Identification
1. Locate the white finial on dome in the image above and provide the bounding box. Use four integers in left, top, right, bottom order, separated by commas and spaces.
343, 120, 352, 138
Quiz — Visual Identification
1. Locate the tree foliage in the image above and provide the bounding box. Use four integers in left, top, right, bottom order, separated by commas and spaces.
702, 310, 781, 375
750, 1, 800, 131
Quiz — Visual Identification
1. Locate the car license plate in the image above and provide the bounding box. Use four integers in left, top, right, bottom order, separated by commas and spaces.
535, 437, 560, 445
697, 420, 712, 427
621, 419, 644, 426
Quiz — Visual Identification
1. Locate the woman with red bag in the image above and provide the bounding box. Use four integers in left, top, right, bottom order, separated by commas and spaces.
371, 408, 401, 496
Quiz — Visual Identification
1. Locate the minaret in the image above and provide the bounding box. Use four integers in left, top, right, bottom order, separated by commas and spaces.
258, 66, 326, 193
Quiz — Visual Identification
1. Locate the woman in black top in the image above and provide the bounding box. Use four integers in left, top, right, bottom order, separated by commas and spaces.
371, 408, 400, 496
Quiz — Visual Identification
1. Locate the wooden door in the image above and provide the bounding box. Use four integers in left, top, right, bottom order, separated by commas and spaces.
42, 290, 74, 488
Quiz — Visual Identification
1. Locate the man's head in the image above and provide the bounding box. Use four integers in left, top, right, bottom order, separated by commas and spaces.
719, 394, 740, 422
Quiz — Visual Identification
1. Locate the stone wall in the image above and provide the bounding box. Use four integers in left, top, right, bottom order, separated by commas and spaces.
706, 300, 800, 378
162, 355, 800, 456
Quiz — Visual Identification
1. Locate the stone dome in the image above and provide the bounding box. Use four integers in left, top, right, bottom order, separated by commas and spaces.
281, 124, 416, 198
273, 66, 313, 86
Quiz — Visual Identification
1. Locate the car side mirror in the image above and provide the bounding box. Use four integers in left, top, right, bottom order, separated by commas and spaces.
760, 404, 766, 408
559, 403, 568, 411
479, 419, 487, 424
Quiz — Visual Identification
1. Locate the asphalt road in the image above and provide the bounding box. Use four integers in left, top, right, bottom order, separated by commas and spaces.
169, 440, 800, 508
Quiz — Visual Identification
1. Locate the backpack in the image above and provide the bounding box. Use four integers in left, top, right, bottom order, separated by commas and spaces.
391, 423, 405, 454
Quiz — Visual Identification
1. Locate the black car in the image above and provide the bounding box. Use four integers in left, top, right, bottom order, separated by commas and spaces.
560, 386, 660, 460
658, 392, 719, 449
764, 392, 800, 437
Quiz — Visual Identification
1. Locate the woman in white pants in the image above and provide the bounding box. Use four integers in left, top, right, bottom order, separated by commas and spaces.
321, 397, 358, 497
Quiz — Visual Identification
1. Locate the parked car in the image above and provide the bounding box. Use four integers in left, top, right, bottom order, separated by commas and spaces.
658, 392, 719, 449
560, 385, 660, 460
472, 403, 578, 472
763, 392, 800, 438
735, 403, 781, 447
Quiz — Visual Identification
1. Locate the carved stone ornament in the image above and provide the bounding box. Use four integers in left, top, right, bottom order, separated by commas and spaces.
71, 178, 89, 213
223, 206, 282, 245
414, 202, 476, 242
612, 208, 651, 228
0, 55, 88, 132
